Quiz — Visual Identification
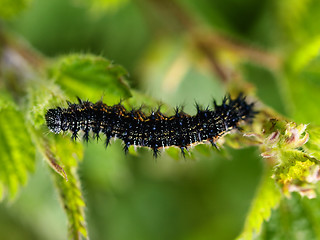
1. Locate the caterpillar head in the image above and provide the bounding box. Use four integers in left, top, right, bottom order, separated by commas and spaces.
45, 108, 62, 134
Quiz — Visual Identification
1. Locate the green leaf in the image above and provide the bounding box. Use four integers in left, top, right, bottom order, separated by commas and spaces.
193, 144, 213, 157
26, 80, 68, 129
124, 89, 169, 111
165, 146, 181, 160
0, 0, 30, 19
48, 135, 87, 240
27, 78, 88, 239
304, 125, 320, 160
236, 167, 281, 240
50, 54, 132, 105
286, 47, 320, 125
258, 192, 320, 240
0, 93, 35, 200
241, 63, 286, 115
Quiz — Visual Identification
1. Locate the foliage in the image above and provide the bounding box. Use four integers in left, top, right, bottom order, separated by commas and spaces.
82, 0, 128, 13
1, 0, 320, 239
236, 167, 281, 240
0, 0, 30, 19
49, 54, 131, 103
0, 93, 35, 200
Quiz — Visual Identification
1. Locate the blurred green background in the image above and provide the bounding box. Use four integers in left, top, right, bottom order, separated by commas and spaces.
2, 0, 318, 239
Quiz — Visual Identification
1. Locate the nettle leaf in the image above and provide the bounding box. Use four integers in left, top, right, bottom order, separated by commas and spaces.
304, 125, 320, 160
0, 93, 35, 200
238, 117, 320, 238
47, 135, 87, 240
258, 191, 320, 240
124, 89, 169, 111
237, 167, 281, 240
26, 81, 68, 129
40, 54, 138, 239
49, 54, 132, 105
28, 80, 88, 239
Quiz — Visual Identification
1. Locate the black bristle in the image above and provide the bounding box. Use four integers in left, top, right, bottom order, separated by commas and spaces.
77, 97, 83, 104
153, 147, 160, 158
83, 131, 90, 142
174, 107, 180, 117
195, 102, 201, 114
180, 147, 186, 158
72, 132, 78, 141
105, 134, 111, 148
123, 142, 130, 155
209, 139, 218, 149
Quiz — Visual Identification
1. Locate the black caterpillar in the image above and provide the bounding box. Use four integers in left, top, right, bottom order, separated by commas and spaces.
45, 94, 255, 157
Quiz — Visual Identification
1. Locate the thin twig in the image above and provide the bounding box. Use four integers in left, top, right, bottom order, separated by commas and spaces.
137, 0, 281, 82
